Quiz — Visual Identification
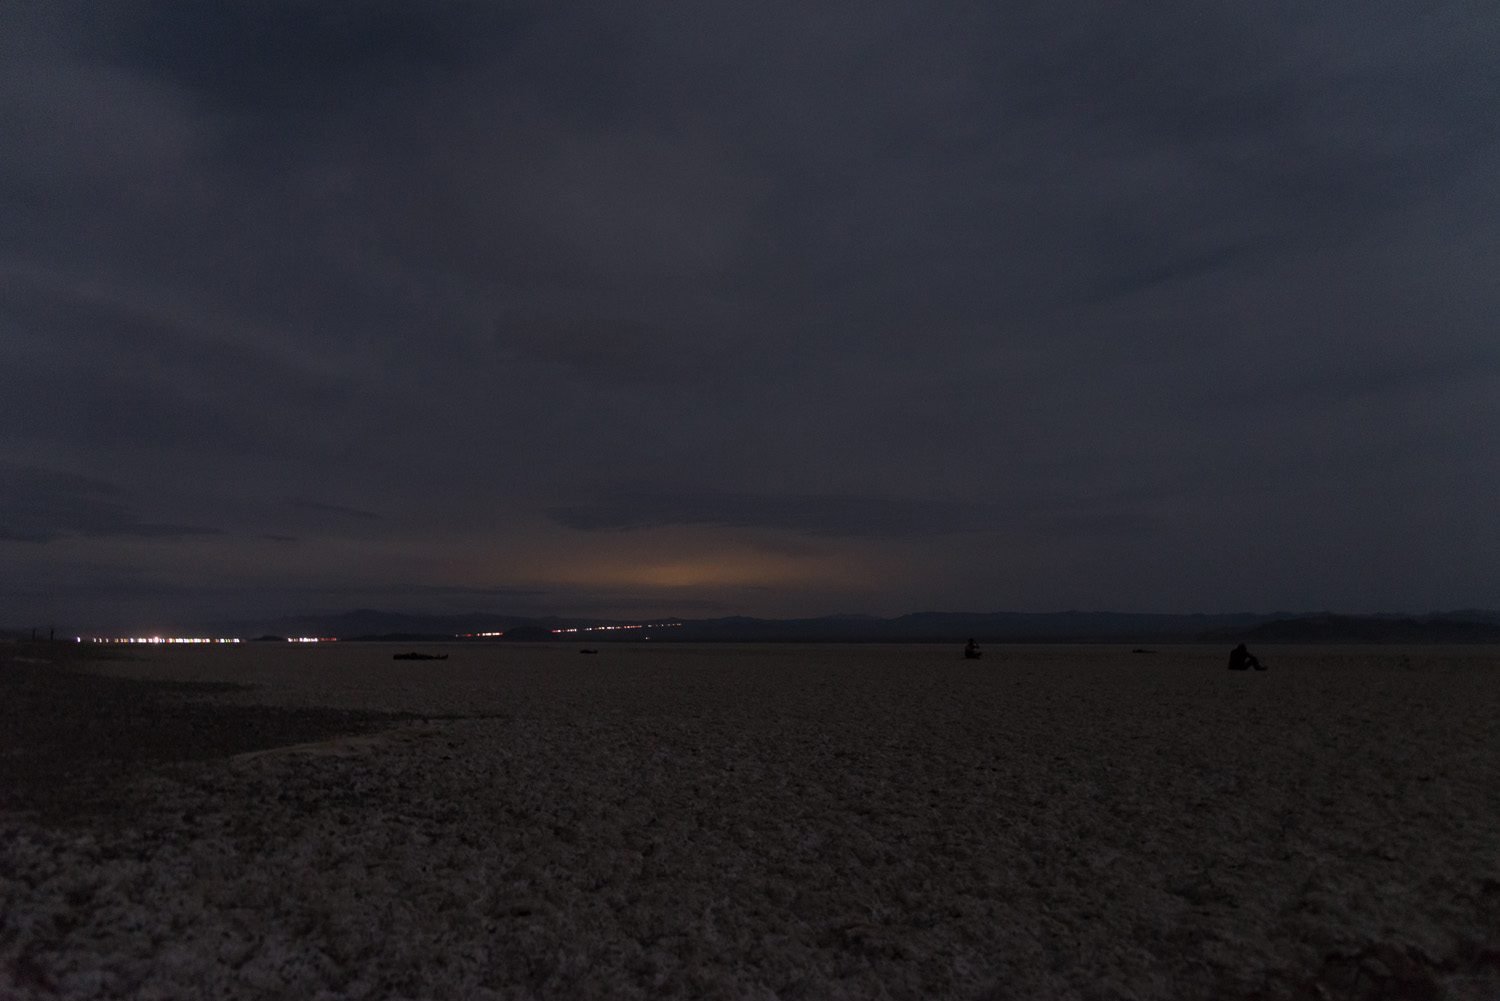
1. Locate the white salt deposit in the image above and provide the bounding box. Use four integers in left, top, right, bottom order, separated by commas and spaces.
3, 643, 1499, 999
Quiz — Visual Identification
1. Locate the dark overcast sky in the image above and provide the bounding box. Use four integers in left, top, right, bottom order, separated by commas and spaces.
3, 1, 1498, 628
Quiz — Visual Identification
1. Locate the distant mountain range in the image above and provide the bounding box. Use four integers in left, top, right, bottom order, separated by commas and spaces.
198, 608, 1500, 644
1198, 613, 1500, 644
214, 609, 581, 641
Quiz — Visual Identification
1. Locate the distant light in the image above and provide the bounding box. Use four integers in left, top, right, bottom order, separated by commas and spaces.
85, 636, 243, 645
548, 622, 681, 635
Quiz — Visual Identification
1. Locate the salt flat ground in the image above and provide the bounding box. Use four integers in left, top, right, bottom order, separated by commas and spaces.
3, 643, 1499, 1000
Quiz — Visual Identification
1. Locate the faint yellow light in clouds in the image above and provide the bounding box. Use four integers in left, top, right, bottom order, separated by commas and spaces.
459, 526, 871, 596
570, 549, 858, 590
634, 562, 745, 588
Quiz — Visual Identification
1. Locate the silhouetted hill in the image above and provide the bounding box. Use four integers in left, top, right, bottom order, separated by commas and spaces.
1202, 614, 1500, 644
209, 609, 530, 638
208, 610, 619, 640
670, 611, 1278, 642
184, 608, 1500, 643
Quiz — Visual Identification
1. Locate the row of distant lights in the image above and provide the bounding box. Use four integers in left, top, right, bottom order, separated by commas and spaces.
81, 636, 336, 644
550, 622, 681, 635
85, 626, 681, 644
458, 622, 682, 638
82, 636, 242, 645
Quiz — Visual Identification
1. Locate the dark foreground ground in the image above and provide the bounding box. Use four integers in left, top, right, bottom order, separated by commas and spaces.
0, 643, 417, 825
3, 641, 1500, 1000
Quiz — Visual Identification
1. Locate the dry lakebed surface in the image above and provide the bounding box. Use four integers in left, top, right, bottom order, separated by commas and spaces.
3, 641, 1499, 1000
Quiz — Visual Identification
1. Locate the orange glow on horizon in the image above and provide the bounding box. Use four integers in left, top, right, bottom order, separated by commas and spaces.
548, 551, 859, 591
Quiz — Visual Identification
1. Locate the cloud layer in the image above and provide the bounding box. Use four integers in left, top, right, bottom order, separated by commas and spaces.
3, 1, 1498, 626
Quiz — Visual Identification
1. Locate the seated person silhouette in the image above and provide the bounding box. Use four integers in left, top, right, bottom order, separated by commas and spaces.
964, 638, 982, 659
1228, 642, 1265, 671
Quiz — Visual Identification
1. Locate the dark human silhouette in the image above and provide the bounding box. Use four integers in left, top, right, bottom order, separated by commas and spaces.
963, 638, 982, 660
1228, 643, 1265, 671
